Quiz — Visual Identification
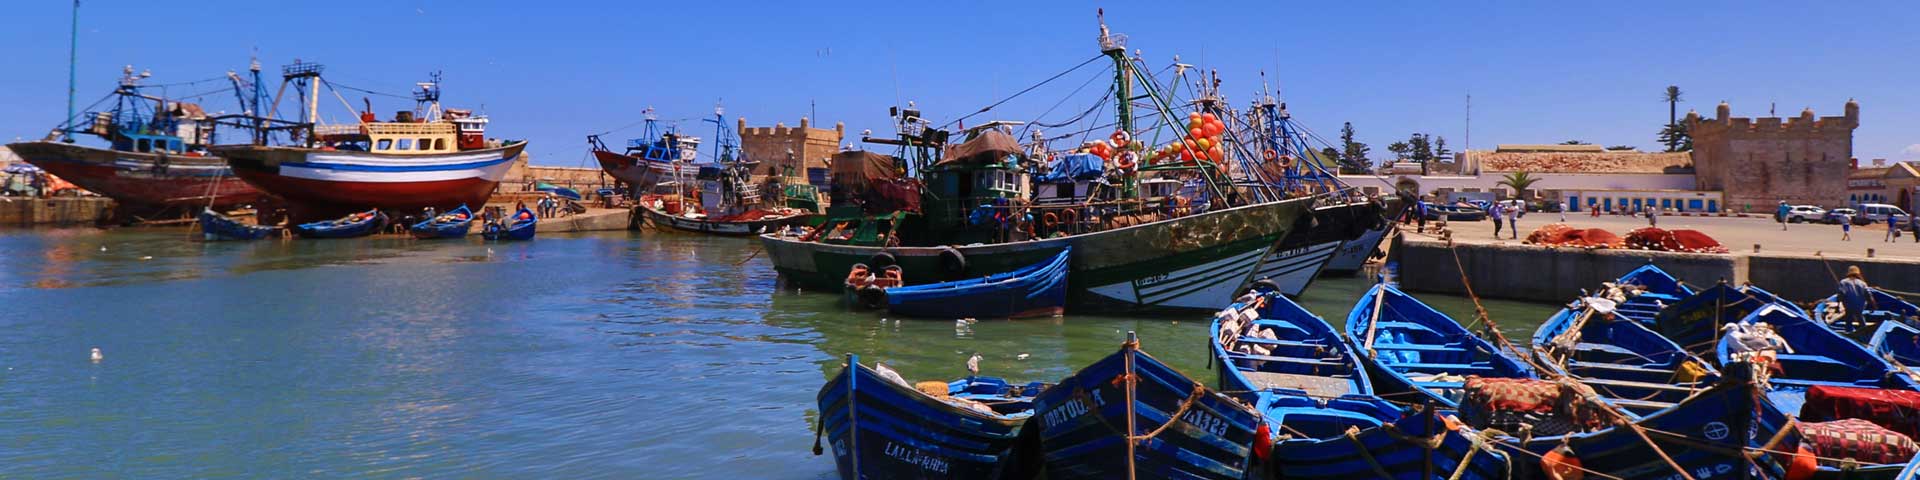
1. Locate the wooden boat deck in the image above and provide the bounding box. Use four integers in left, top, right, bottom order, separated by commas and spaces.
1241, 371, 1353, 399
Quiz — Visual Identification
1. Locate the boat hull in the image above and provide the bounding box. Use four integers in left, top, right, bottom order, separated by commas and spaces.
215, 142, 524, 222
197, 209, 281, 241
593, 150, 679, 193
638, 204, 812, 236
1031, 341, 1261, 480
884, 249, 1069, 319
7, 141, 263, 209
1249, 200, 1387, 296
818, 362, 1037, 480
1322, 222, 1390, 275
293, 210, 387, 239
762, 197, 1309, 313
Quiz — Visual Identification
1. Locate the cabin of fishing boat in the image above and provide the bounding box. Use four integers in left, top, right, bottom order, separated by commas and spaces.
923, 128, 1031, 244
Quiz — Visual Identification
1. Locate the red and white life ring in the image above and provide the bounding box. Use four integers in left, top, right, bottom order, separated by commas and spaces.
1115, 151, 1138, 170
1110, 129, 1131, 148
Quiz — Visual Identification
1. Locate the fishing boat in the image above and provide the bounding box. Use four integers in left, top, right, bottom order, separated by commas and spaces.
1746, 369, 1920, 479
1031, 332, 1264, 479
636, 192, 813, 236
1209, 285, 1516, 479
1483, 362, 1775, 480
292, 209, 386, 239
763, 16, 1314, 313
197, 208, 281, 241
482, 206, 536, 241
410, 204, 473, 239
1343, 281, 1537, 408
1237, 95, 1398, 285
8, 66, 265, 215
587, 107, 699, 195
815, 354, 1046, 480
1813, 286, 1920, 338
882, 247, 1069, 319
1716, 303, 1920, 415
1871, 320, 1920, 368
627, 107, 819, 236
1532, 265, 1719, 417
214, 65, 525, 223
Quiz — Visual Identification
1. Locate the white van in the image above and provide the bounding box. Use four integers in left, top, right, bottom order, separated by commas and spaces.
1854, 203, 1910, 225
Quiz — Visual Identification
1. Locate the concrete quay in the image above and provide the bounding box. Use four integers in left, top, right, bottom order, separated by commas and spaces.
1393, 214, 1920, 304
0, 197, 114, 226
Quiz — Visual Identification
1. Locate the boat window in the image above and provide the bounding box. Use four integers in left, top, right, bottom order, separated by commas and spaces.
377, 139, 393, 150
397, 139, 414, 150
136, 138, 151, 152
418, 138, 432, 150
433, 138, 446, 150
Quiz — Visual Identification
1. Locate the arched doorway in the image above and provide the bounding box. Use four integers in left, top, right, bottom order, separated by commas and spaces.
1394, 177, 1421, 199
1901, 188, 1913, 212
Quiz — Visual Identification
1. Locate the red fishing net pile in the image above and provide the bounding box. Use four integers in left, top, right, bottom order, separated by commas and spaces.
1624, 228, 1729, 253
1525, 223, 1624, 248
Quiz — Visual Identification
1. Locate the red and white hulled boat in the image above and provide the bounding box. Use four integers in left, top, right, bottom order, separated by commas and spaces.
213, 70, 525, 221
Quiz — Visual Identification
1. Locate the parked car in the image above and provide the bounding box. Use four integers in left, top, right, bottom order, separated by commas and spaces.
1420, 201, 1488, 221
1854, 203, 1911, 225
1824, 208, 1858, 225
1784, 205, 1825, 223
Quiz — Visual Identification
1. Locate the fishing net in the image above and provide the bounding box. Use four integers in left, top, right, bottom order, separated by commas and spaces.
1524, 223, 1624, 248
1458, 377, 1607, 435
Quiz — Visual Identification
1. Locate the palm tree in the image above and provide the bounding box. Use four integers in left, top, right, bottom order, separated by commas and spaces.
1663, 86, 1684, 126
1497, 171, 1541, 200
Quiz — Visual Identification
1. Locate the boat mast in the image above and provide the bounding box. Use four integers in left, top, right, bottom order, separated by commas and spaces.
63, 0, 78, 142
1097, 10, 1133, 197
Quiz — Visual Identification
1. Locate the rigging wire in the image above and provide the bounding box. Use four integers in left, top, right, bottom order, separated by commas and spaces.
939, 54, 1106, 129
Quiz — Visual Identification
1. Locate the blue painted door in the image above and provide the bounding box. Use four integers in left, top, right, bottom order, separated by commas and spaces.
1707, 200, 1719, 213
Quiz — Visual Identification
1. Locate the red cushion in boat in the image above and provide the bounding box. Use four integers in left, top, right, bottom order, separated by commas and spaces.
1803, 385, 1920, 438
1797, 418, 1919, 466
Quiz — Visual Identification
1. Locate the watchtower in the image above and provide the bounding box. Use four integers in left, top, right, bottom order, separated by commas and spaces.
737, 117, 844, 181
1686, 100, 1858, 208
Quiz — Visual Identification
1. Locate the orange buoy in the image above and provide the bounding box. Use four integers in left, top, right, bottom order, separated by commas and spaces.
1060, 208, 1079, 227
1042, 212, 1060, 228
1252, 422, 1272, 462
1263, 149, 1278, 161
1540, 446, 1584, 480
1785, 446, 1819, 480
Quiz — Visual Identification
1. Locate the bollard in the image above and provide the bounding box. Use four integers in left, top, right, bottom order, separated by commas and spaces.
1868, 248, 1875, 258
1753, 244, 1761, 253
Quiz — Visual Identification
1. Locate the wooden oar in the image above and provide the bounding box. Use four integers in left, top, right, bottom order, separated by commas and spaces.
1363, 283, 1388, 351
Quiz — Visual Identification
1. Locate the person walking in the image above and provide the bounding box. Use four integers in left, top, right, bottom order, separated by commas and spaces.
1836, 266, 1878, 329
1489, 202, 1504, 239
1842, 219, 1852, 241
1415, 200, 1428, 234
1909, 214, 1919, 243
1647, 207, 1658, 228
1507, 205, 1518, 239
1777, 201, 1790, 231
1888, 214, 1901, 242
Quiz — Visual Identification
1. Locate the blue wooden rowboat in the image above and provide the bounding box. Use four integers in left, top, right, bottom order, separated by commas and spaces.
1870, 320, 1920, 368
292, 209, 387, 239
1344, 281, 1537, 408
1491, 362, 1770, 480
1031, 332, 1264, 480
1533, 265, 1720, 417
1600, 263, 1695, 327
816, 354, 1046, 480
1814, 287, 1920, 338
1212, 288, 1513, 480
1745, 359, 1917, 480
884, 248, 1069, 319
483, 206, 537, 241
411, 205, 474, 239
197, 208, 281, 241
1653, 281, 1791, 358
1716, 303, 1920, 415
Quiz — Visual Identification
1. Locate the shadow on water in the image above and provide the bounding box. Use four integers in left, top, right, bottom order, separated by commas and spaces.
0, 227, 1558, 478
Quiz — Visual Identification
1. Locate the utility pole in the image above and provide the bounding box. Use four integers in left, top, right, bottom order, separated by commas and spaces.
64, 0, 79, 142
1464, 94, 1472, 174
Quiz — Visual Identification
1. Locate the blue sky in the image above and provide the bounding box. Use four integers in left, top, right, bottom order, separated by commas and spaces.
4, 1, 1917, 166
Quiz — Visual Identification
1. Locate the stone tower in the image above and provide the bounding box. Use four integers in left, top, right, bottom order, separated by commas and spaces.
1686, 100, 1857, 209
737, 117, 844, 181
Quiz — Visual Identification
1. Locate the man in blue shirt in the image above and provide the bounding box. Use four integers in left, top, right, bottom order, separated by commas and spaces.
1888, 214, 1901, 242
1776, 201, 1790, 231
1836, 266, 1877, 329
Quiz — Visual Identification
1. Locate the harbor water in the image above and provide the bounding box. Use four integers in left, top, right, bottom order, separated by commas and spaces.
0, 228, 1557, 478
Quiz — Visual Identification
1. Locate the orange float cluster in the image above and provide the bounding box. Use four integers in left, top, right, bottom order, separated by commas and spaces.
1146, 112, 1227, 165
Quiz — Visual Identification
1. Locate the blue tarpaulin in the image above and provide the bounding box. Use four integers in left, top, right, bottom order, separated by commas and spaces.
1035, 154, 1105, 183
